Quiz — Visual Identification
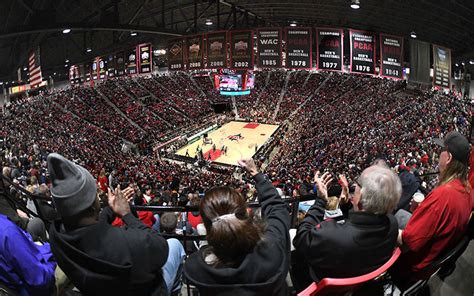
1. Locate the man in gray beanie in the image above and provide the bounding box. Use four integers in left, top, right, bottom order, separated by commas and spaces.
48, 153, 185, 295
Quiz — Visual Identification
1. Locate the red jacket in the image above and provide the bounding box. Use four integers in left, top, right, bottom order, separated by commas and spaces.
398, 179, 473, 275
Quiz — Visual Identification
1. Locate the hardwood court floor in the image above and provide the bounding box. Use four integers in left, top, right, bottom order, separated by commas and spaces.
175, 121, 279, 166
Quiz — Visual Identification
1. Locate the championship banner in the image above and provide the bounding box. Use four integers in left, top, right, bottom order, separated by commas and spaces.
78, 64, 86, 83
316, 28, 343, 71
285, 27, 312, 69
206, 31, 227, 69
107, 54, 115, 78
91, 60, 98, 80
85, 63, 91, 81
98, 57, 107, 79
69, 65, 78, 84
126, 47, 138, 75
186, 35, 203, 69
257, 28, 282, 68
350, 30, 376, 74
138, 43, 152, 73
230, 30, 254, 69
168, 38, 184, 71
380, 34, 403, 79
116, 51, 126, 76
433, 44, 451, 88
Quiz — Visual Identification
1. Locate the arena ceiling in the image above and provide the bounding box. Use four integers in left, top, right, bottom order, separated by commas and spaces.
0, 0, 473, 83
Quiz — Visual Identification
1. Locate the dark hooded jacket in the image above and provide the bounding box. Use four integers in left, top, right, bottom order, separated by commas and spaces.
183, 173, 291, 296
49, 206, 169, 296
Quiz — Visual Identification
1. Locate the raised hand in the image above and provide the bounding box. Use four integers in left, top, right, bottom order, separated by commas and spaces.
108, 186, 131, 218
238, 158, 259, 176
314, 171, 333, 201
338, 174, 350, 204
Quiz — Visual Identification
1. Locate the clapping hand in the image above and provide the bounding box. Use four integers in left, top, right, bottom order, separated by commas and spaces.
108, 186, 134, 218
314, 171, 333, 201
338, 174, 350, 205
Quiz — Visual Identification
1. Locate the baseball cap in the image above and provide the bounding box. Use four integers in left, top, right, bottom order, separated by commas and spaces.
433, 131, 470, 164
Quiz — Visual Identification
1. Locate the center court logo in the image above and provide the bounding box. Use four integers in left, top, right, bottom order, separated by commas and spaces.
227, 134, 244, 141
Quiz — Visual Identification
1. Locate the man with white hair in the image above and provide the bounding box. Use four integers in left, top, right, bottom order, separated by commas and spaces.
292, 165, 402, 291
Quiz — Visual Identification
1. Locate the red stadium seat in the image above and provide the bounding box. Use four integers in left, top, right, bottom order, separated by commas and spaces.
298, 247, 401, 296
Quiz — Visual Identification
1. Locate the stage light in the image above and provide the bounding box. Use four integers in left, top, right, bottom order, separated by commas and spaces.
351, 0, 360, 9
130, 32, 137, 36
461, 62, 465, 66
62, 28, 71, 34
470, 60, 474, 65
455, 63, 459, 67
65, 64, 68, 68
410, 31, 417, 38
205, 19, 213, 26
0, 82, 3, 85
86, 48, 92, 53
23, 67, 27, 71
290, 21, 297, 27
65, 59, 69, 63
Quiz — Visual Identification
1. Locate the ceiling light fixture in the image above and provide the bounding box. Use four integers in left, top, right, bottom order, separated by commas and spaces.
350, 0, 360, 9
410, 31, 417, 38
205, 19, 213, 26
130, 32, 137, 36
455, 63, 459, 67
290, 21, 297, 27
65, 59, 69, 63
461, 62, 465, 66
86, 48, 92, 53
62, 28, 71, 34
23, 67, 27, 71
470, 60, 474, 65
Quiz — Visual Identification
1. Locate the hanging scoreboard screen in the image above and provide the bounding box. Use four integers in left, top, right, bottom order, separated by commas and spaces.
230, 30, 254, 69
380, 34, 403, 79
168, 38, 184, 71
207, 31, 227, 69
286, 27, 312, 69
186, 35, 203, 69
126, 48, 138, 75
350, 30, 376, 75
433, 44, 451, 88
257, 28, 282, 68
316, 28, 343, 71
138, 43, 152, 74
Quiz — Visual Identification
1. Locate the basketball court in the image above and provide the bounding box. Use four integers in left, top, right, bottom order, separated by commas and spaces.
175, 121, 280, 166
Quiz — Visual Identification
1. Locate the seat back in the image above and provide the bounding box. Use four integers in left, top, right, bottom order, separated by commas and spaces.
298, 248, 401, 296
413, 236, 469, 280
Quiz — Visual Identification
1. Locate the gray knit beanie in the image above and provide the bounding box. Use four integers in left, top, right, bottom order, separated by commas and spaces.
47, 153, 97, 217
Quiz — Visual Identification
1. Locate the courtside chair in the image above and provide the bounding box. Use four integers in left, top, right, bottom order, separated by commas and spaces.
298, 247, 401, 296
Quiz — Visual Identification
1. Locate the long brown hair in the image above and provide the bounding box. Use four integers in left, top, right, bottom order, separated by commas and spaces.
200, 186, 265, 267
438, 158, 471, 192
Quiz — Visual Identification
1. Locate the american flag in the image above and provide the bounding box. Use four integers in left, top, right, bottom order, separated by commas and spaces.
28, 47, 43, 88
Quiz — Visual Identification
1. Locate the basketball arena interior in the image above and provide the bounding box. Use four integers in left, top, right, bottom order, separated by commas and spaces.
1, 1, 474, 295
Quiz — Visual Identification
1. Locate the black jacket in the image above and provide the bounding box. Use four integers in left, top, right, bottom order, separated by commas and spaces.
293, 198, 398, 290
183, 173, 291, 296
49, 206, 169, 296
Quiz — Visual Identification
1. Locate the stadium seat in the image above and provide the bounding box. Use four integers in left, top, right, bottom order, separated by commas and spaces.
468, 213, 474, 240
400, 236, 470, 296
297, 247, 401, 296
